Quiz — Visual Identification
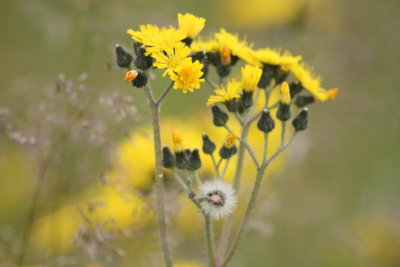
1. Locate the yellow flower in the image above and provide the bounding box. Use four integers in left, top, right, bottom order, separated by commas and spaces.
280, 81, 291, 105
206, 79, 242, 106
170, 58, 204, 93
287, 62, 337, 102
127, 25, 186, 56
214, 28, 260, 66
178, 13, 206, 39
252, 47, 302, 67
172, 130, 184, 152
191, 37, 219, 52
224, 133, 236, 149
241, 65, 262, 92
152, 46, 191, 77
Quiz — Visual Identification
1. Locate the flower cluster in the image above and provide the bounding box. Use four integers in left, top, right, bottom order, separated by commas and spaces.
113, 12, 338, 267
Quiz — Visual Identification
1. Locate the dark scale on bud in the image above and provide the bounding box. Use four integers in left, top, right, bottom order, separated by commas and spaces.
224, 100, 239, 113
292, 108, 309, 131
289, 82, 303, 98
206, 52, 219, 66
182, 37, 193, 47
240, 91, 254, 111
202, 134, 216, 154
134, 46, 153, 70
211, 105, 228, 127
175, 151, 187, 169
257, 109, 275, 133
295, 96, 315, 108
219, 145, 237, 159
258, 64, 275, 88
188, 149, 201, 170
274, 68, 289, 84
132, 70, 148, 88
191, 52, 209, 78
216, 64, 231, 78
276, 104, 291, 121
230, 55, 239, 66
162, 146, 175, 168
115, 45, 133, 69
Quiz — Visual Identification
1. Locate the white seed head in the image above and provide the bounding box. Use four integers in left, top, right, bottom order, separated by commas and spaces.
199, 179, 237, 220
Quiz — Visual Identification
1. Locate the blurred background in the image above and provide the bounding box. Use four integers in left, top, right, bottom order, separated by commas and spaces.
1, 0, 399, 266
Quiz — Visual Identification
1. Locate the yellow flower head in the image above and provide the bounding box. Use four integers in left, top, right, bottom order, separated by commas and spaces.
178, 13, 206, 39
170, 59, 204, 93
280, 81, 291, 105
325, 88, 339, 100
214, 28, 260, 66
172, 130, 184, 152
191, 37, 219, 52
287, 62, 336, 102
241, 65, 262, 92
253, 48, 302, 67
127, 25, 187, 56
152, 46, 192, 77
124, 70, 138, 82
206, 79, 242, 106
224, 133, 236, 149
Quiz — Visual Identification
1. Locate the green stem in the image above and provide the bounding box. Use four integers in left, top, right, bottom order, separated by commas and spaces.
211, 153, 221, 178
205, 214, 216, 267
221, 133, 296, 267
143, 86, 173, 267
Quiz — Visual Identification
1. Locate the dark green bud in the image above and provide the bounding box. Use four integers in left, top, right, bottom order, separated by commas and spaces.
292, 108, 308, 131
274, 68, 289, 84
206, 52, 219, 66
162, 146, 175, 168
182, 37, 193, 47
219, 145, 237, 159
257, 109, 275, 133
295, 96, 315, 108
258, 64, 275, 88
211, 105, 228, 127
134, 47, 153, 70
230, 55, 239, 66
224, 100, 239, 113
276, 103, 291, 121
289, 82, 303, 98
175, 151, 187, 170
202, 134, 216, 154
240, 91, 254, 110
216, 64, 231, 78
188, 149, 201, 170
115, 45, 133, 69
132, 70, 148, 88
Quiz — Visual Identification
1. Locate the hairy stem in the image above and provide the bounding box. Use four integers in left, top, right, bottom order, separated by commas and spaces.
143, 86, 173, 267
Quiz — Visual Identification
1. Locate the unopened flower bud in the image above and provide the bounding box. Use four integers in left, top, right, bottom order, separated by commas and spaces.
257, 64, 275, 89
134, 46, 153, 70
276, 82, 292, 121
115, 45, 133, 69
219, 133, 237, 159
162, 146, 175, 168
172, 131, 183, 153
182, 37, 193, 47
125, 70, 138, 82
216, 64, 231, 78
131, 70, 148, 88
257, 109, 275, 133
202, 134, 216, 154
295, 96, 315, 107
211, 106, 228, 127
292, 108, 309, 131
274, 68, 289, 84
188, 149, 201, 170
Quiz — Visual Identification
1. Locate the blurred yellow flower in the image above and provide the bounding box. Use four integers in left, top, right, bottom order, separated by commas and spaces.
170, 59, 205, 93
287, 62, 338, 102
252, 48, 302, 67
127, 25, 186, 56
152, 46, 191, 77
191, 37, 219, 52
214, 29, 259, 66
178, 13, 206, 39
280, 81, 291, 105
241, 65, 262, 92
207, 79, 242, 106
